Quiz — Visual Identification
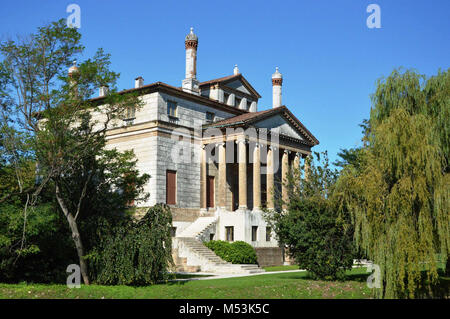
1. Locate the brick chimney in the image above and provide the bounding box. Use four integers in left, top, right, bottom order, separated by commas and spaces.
182, 27, 200, 95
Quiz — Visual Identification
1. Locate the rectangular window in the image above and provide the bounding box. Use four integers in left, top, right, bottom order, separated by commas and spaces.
266, 227, 271, 242
225, 226, 234, 242
206, 111, 215, 123
122, 106, 136, 125
126, 106, 136, 119
167, 101, 177, 117
166, 170, 177, 205
252, 226, 258, 242
170, 227, 177, 237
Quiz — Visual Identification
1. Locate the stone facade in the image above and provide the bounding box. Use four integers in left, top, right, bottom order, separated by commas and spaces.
97, 28, 319, 267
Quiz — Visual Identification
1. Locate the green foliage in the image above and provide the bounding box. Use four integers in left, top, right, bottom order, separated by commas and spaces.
0, 202, 75, 283
336, 68, 450, 298
205, 240, 258, 264
0, 20, 149, 284
274, 198, 354, 281
267, 152, 355, 281
89, 204, 174, 286
204, 240, 231, 260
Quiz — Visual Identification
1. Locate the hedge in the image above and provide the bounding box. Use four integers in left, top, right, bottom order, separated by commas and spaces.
204, 240, 258, 264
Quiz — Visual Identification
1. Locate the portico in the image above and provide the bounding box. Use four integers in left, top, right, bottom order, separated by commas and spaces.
199, 106, 316, 214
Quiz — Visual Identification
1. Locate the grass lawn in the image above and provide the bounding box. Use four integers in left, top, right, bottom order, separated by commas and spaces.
0, 268, 373, 299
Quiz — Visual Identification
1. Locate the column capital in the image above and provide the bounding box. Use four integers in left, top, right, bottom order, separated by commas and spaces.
215, 142, 225, 147
269, 145, 278, 151
235, 139, 247, 145
283, 149, 291, 155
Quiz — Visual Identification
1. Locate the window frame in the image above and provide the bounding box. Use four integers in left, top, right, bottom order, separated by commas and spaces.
167, 100, 178, 118
252, 226, 258, 242
266, 227, 271, 242
122, 105, 136, 125
225, 226, 234, 242
166, 170, 177, 205
205, 111, 215, 123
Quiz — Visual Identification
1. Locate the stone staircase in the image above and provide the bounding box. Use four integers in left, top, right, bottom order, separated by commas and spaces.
178, 216, 217, 240
174, 237, 265, 274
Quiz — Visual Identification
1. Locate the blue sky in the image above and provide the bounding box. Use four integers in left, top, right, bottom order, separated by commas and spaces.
1, 0, 449, 165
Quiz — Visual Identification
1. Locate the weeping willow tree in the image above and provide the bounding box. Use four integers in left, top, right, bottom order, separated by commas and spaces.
336, 69, 449, 298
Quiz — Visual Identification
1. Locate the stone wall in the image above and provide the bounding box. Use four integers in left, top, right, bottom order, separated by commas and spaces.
155, 134, 201, 208
105, 133, 158, 207
254, 247, 284, 267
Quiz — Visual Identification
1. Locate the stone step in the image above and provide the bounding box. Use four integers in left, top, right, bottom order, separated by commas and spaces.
175, 237, 265, 274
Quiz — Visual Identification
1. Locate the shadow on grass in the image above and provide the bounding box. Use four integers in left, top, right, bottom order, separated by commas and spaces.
345, 273, 370, 282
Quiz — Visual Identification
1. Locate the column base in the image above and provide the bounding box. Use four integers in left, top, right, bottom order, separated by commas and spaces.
199, 208, 208, 216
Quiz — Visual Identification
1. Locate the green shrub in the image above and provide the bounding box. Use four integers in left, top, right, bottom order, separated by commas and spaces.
271, 197, 355, 281
205, 240, 258, 264
88, 204, 174, 285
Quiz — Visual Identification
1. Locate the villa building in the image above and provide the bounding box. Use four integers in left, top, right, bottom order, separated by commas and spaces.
85, 28, 319, 272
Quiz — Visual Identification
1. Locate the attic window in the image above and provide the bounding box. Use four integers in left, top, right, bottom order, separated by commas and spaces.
123, 106, 136, 125
223, 92, 230, 104
206, 112, 215, 123
125, 106, 136, 119
235, 97, 241, 108
167, 101, 178, 117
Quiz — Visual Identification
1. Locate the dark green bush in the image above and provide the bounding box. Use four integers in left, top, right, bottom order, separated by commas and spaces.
88, 204, 174, 286
205, 240, 257, 264
0, 202, 76, 283
271, 197, 355, 280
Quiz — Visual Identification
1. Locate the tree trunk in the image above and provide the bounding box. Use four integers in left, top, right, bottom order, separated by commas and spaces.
66, 212, 90, 285
55, 183, 90, 285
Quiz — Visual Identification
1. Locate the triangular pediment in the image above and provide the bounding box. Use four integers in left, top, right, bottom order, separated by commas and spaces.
253, 114, 305, 141
199, 74, 261, 99
223, 78, 252, 95
204, 106, 319, 146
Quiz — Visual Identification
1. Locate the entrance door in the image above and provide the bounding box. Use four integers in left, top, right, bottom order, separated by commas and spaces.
207, 176, 215, 208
